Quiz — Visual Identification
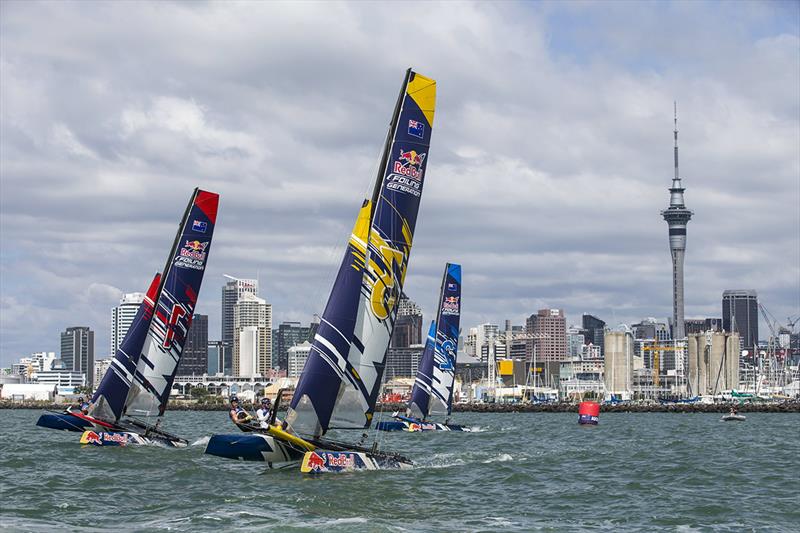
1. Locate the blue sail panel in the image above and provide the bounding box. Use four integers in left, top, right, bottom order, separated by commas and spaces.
431, 263, 461, 415
408, 321, 437, 419
125, 189, 219, 417
90, 273, 161, 423
286, 70, 436, 436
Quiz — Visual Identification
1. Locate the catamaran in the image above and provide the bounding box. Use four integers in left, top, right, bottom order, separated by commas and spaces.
36, 188, 219, 447
205, 68, 436, 471
376, 263, 470, 432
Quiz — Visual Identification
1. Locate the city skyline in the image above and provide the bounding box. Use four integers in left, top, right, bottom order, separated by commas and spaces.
1, 2, 798, 366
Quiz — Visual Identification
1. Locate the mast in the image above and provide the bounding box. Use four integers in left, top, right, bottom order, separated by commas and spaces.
371, 68, 412, 209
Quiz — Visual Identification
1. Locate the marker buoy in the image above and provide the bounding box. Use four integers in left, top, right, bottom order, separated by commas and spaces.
578, 401, 600, 425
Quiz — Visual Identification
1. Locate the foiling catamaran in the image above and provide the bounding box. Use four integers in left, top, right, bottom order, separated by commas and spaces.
204, 68, 436, 472
376, 263, 470, 432
36, 188, 219, 447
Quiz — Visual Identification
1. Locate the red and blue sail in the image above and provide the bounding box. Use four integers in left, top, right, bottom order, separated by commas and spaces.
90, 273, 161, 423
286, 69, 436, 437
409, 263, 462, 419
122, 188, 219, 418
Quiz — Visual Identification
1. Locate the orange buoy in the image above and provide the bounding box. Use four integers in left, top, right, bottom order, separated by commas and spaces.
578, 401, 600, 425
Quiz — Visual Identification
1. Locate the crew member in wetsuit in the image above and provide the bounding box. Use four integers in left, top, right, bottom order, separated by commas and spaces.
228, 396, 253, 427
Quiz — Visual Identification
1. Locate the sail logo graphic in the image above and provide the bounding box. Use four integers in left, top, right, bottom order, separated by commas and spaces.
191, 220, 207, 233
447, 282, 457, 291
408, 119, 424, 139
438, 339, 456, 370
325, 452, 356, 468
393, 149, 426, 180
441, 296, 459, 315
175, 240, 209, 270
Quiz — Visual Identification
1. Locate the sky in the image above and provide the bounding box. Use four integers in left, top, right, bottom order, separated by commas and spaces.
1, 0, 798, 366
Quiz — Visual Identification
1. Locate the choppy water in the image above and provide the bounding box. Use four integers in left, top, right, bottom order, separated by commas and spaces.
1, 409, 798, 532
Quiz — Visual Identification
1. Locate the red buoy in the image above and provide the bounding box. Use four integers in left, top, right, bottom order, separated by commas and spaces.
578, 401, 600, 425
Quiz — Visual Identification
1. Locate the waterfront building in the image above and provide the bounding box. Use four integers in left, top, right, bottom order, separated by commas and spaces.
111, 292, 144, 355
287, 341, 312, 378
273, 321, 312, 371
722, 290, 758, 353
221, 276, 258, 362
567, 326, 585, 358
464, 327, 478, 359
685, 318, 723, 335
687, 332, 740, 396
604, 330, 634, 398
93, 358, 112, 386
632, 318, 671, 342
177, 314, 208, 376
392, 294, 423, 348
33, 359, 86, 388
12, 352, 56, 381
661, 105, 693, 340
232, 293, 272, 376
582, 314, 606, 355
385, 345, 425, 378
526, 309, 567, 362
207, 340, 224, 375
60, 326, 94, 386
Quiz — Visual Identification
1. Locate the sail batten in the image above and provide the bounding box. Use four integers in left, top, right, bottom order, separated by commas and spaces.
287, 70, 436, 436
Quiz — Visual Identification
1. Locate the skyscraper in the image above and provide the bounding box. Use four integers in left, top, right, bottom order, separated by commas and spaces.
232, 293, 272, 376
221, 276, 258, 355
722, 290, 759, 352
177, 314, 208, 375
207, 340, 224, 375
526, 309, 567, 362
392, 294, 423, 348
582, 314, 606, 355
111, 292, 145, 355
273, 322, 312, 371
661, 104, 693, 340
60, 326, 95, 386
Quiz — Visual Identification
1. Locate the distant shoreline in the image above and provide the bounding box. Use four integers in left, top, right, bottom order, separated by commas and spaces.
4, 401, 799, 413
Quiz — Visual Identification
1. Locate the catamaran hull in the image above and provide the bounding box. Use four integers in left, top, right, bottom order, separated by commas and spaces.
36, 412, 94, 432
301, 450, 413, 473
721, 415, 746, 422
204, 433, 305, 464
375, 417, 470, 432
80, 430, 187, 448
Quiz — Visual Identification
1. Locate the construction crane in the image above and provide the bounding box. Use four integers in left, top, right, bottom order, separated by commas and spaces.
641, 344, 678, 388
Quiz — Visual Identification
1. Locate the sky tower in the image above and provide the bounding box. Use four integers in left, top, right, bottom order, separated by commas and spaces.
661, 103, 693, 340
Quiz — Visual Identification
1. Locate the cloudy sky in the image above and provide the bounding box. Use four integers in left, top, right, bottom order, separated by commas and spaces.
1, 1, 798, 366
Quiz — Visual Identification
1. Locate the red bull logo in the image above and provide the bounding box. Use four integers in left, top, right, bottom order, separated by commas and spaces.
184, 240, 208, 253
176, 240, 209, 270
441, 296, 459, 315
83, 431, 101, 444
326, 453, 356, 468
306, 452, 325, 471
392, 149, 426, 181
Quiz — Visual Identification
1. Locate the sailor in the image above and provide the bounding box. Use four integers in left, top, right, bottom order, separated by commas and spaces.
256, 397, 272, 428
73, 396, 91, 414
228, 396, 253, 426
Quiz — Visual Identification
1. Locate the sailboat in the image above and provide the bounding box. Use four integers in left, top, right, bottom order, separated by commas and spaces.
205, 68, 436, 471
376, 263, 470, 432
36, 188, 219, 447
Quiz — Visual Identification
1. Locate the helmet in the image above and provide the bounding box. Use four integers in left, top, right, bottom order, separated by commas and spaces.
261, 397, 271, 405
78, 397, 84, 402
230, 395, 239, 403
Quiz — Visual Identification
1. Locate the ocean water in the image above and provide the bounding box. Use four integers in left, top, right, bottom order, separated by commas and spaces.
0, 409, 798, 532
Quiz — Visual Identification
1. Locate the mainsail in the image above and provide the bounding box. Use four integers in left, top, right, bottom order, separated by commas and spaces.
124, 188, 219, 417
287, 69, 436, 437
408, 263, 462, 419
90, 273, 161, 423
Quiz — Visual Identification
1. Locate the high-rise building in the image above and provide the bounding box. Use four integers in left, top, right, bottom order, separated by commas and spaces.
685, 318, 723, 335
221, 276, 258, 356
177, 314, 208, 375
111, 292, 145, 355
581, 314, 606, 355
207, 340, 224, 375
60, 326, 95, 386
94, 358, 112, 386
392, 294, 423, 348
287, 341, 313, 378
232, 293, 272, 376
722, 290, 759, 352
526, 309, 567, 362
273, 322, 312, 371
661, 105, 693, 340
385, 345, 425, 378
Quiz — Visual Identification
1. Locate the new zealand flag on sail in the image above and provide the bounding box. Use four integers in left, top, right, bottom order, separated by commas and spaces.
407, 119, 424, 139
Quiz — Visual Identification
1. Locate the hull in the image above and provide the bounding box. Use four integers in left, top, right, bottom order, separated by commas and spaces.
722, 415, 746, 421
300, 450, 413, 473
375, 415, 470, 432
79, 430, 187, 448
36, 412, 95, 432
204, 433, 306, 464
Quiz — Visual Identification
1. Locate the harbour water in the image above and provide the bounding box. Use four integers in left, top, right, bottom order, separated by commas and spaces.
1, 409, 798, 532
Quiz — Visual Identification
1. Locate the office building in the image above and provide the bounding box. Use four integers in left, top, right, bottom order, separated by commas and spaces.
288, 341, 312, 378
581, 314, 606, 355
60, 326, 94, 386
273, 322, 312, 371
392, 294, 423, 348
221, 276, 258, 356
207, 340, 224, 375
177, 314, 208, 375
232, 293, 272, 376
722, 290, 758, 352
111, 292, 145, 355
526, 309, 567, 362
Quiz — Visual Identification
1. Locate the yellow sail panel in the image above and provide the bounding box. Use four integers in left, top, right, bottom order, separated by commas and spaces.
407, 72, 436, 127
